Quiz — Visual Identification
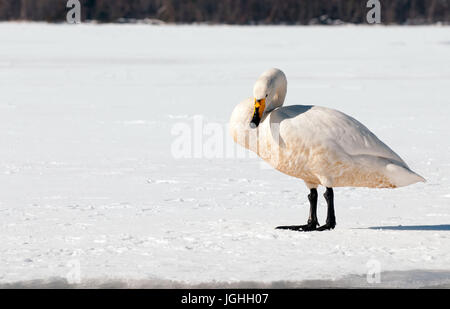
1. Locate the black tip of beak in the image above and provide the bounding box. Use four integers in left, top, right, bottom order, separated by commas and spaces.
250, 108, 261, 128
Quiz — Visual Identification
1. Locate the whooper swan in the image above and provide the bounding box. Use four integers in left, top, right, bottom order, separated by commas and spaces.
230, 68, 425, 231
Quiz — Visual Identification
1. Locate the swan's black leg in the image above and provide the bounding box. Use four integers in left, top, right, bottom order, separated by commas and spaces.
317, 187, 336, 231
276, 188, 319, 231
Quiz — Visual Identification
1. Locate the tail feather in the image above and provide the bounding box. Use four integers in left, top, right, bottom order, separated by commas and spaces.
351, 154, 425, 188
386, 163, 426, 188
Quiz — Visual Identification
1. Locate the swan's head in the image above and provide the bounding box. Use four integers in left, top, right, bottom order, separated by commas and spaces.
251, 68, 287, 128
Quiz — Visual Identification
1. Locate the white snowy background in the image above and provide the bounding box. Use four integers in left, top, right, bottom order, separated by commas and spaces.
0, 23, 449, 287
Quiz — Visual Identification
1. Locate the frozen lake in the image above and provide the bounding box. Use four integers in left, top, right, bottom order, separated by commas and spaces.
0, 23, 449, 287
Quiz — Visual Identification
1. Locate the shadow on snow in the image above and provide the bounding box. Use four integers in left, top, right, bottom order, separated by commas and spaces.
368, 224, 450, 231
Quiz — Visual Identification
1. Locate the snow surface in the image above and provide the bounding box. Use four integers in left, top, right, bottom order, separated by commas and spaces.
0, 23, 449, 288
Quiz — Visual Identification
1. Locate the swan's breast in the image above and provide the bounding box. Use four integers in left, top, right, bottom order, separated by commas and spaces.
257, 115, 321, 183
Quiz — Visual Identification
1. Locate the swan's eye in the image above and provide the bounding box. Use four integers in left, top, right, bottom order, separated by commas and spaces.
265, 94, 268, 98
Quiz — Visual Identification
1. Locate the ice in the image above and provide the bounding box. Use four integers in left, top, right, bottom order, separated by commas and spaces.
0, 23, 449, 287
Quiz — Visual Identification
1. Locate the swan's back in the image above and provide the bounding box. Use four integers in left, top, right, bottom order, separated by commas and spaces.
283, 106, 405, 163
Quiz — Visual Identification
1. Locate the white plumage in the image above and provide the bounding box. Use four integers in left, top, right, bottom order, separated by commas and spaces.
230, 68, 425, 189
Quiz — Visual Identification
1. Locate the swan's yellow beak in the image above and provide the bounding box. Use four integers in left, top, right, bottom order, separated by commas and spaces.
250, 98, 265, 128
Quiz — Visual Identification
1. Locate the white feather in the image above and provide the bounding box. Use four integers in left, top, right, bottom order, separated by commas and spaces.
230, 69, 425, 189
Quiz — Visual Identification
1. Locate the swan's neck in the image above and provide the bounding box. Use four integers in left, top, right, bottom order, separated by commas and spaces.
229, 98, 260, 153
266, 90, 286, 114
263, 71, 287, 113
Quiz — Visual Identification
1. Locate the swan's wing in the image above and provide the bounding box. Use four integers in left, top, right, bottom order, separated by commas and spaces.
266, 105, 425, 188
274, 105, 408, 167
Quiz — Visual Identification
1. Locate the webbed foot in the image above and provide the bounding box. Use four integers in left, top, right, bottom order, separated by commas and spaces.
276, 220, 319, 232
